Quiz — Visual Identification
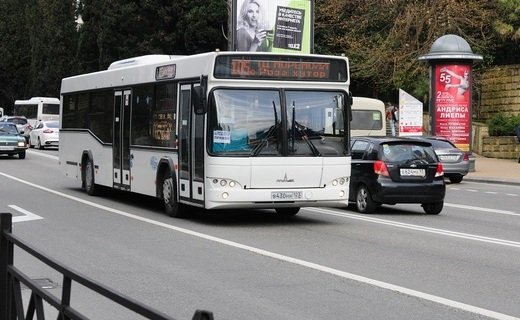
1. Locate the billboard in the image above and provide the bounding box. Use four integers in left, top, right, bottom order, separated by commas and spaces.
231, 0, 314, 53
433, 64, 472, 151
398, 89, 423, 136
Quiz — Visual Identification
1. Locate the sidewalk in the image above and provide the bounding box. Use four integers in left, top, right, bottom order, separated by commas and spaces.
465, 154, 520, 185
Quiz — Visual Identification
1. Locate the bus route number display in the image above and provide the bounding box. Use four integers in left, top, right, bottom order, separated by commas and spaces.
230, 59, 330, 80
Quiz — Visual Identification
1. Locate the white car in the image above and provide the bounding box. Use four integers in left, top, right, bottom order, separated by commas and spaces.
29, 120, 59, 149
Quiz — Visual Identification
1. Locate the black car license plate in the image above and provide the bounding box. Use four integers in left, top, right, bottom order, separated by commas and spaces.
400, 168, 425, 177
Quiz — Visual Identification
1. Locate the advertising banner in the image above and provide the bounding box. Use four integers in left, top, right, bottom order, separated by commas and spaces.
433, 64, 471, 151
232, 0, 313, 53
398, 89, 423, 136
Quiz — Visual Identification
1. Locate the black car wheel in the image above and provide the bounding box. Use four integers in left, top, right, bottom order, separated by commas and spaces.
275, 207, 300, 216
422, 201, 443, 215
18, 151, 26, 159
356, 184, 377, 214
449, 175, 463, 183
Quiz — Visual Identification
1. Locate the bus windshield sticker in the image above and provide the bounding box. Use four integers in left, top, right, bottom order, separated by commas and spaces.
214, 130, 231, 144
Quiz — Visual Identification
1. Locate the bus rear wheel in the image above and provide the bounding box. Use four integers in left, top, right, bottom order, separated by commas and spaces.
84, 159, 99, 196
162, 175, 185, 218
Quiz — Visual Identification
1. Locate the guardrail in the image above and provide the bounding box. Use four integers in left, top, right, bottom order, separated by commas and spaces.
0, 213, 214, 320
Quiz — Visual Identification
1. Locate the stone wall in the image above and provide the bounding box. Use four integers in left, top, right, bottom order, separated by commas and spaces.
481, 136, 520, 159
479, 64, 520, 120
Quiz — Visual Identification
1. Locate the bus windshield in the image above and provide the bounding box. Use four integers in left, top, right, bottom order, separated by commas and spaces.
209, 89, 346, 157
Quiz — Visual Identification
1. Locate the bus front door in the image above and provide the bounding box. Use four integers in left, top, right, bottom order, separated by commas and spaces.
178, 84, 205, 205
113, 90, 131, 191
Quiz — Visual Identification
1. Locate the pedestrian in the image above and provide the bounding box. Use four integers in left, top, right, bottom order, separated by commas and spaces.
386, 103, 399, 136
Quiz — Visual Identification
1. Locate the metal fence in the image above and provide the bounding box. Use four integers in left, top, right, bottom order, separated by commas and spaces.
0, 213, 214, 320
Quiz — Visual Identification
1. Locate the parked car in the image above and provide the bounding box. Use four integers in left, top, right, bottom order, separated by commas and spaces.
349, 136, 446, 214
414, 136, 470, 183
0, 122, 28, 159
29, 120, 59, 149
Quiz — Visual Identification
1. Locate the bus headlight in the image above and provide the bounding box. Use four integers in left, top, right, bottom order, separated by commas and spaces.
222, 192, 229, 199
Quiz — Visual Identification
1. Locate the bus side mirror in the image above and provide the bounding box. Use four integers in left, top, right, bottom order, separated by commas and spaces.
193, 76, 207, 114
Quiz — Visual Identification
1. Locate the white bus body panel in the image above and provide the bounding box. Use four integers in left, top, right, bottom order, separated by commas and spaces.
204, 156, 350, 209
59, 132, 179, 197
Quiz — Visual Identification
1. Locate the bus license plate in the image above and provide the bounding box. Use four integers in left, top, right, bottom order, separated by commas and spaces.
400, 168, 425, 177
271, 191, 302, 200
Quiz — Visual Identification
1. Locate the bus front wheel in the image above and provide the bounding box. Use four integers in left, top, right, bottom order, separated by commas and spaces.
84, 159, 98, 196
163, 175, 185, 218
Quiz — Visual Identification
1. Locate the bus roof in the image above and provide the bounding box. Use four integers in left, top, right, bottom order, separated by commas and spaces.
15, 97, 60, 104
61, 51, 350, 94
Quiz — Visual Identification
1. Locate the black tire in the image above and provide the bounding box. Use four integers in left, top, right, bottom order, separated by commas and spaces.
84, 159, 99, 196
449, 175, 463, 184
356, 184, 377, 214
37, 137, 44, 150
275, 207, 300, 216
163, 174, 186, 218
422, 201, 443, 215
18, 151, 26, 159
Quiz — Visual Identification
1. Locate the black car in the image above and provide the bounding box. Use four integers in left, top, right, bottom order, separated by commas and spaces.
349, 136, 446, 214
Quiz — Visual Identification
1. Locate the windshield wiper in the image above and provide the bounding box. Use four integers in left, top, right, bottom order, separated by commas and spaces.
251, 101, 279, 156
290, 101, 321, 156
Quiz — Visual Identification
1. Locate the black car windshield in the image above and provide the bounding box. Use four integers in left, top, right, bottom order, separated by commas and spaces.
427, 139, 456, 149
0, 123, 19, 134
381, 143, 437, 164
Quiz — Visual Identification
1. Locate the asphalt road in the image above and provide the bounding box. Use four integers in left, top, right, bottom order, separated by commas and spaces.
1, 149, 519, 320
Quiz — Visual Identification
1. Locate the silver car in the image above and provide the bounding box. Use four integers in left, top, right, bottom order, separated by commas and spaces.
418, 137, 470, 183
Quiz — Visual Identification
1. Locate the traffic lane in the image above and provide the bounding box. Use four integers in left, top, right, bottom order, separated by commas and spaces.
447, 181, 519, 208
341, 199, 520, 243
4, 175, 520, 320
2, 181, 489, 320
199, 206, 520, 318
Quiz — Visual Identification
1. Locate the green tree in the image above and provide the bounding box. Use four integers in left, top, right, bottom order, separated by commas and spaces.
0, 0, 32, 112
492, 0, 520, 64
76, 0, 228, 73
25, 0, 78, 97
315, 0, 498, 100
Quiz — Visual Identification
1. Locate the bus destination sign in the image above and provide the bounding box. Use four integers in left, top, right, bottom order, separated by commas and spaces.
230, 59, 330, 80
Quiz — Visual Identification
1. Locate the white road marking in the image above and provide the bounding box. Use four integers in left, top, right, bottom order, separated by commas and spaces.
1, 171, 519, 320
309, 207, 520, 247
26, 150, 59, 160
444, 203, 519, 217
9, 205, 44, 223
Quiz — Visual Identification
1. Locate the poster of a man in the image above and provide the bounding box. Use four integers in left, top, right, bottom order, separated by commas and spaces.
233, 0, 313, 53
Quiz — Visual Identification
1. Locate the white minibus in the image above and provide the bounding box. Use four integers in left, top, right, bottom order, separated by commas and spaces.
351, 97, 386, 136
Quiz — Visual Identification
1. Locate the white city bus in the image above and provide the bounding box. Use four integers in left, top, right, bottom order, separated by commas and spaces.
14, 96, 60, 126
59, 51, 352, 217
350, 97, 386, 136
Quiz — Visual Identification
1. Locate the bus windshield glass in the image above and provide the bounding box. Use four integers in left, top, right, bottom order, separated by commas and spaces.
209, 89, 346, 157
